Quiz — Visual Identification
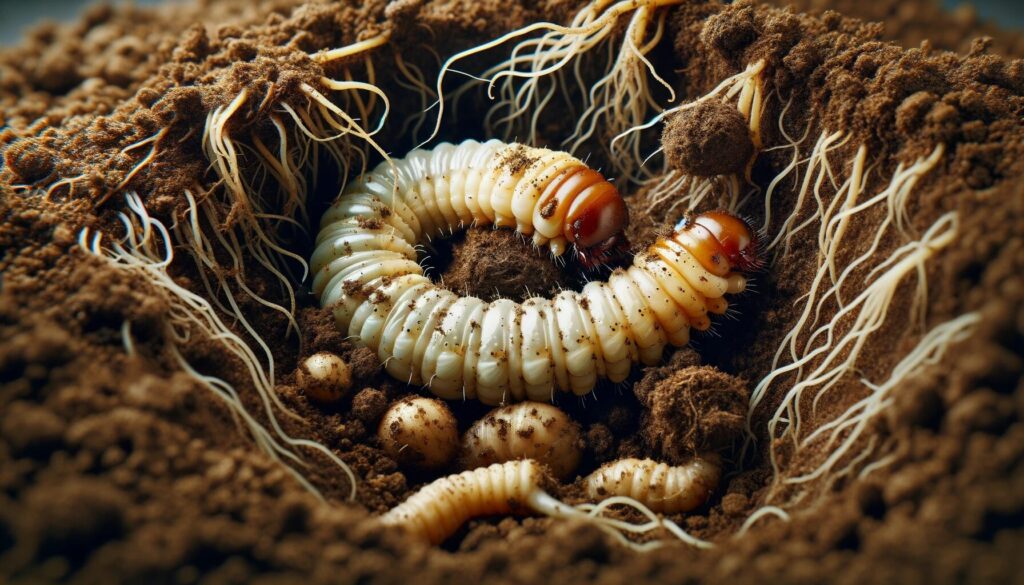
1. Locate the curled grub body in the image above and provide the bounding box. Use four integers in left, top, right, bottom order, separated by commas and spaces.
584, 456, 721, 514
462, 401, 582, 480
313, 140, 753, 404
379, 460, 552, 545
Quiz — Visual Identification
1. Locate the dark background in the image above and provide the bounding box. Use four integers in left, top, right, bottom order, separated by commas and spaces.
0, 0, 1022, 47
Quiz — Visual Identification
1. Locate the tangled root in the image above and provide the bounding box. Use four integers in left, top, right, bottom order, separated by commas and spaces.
425, 0, 686, 181
80, 193, 357, 500
742, 134, 962, 514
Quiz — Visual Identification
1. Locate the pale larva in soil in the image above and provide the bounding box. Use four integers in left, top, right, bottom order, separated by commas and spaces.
584, 456, 721, 514
377, 396, 460, 471
461, 401, 582, 480
379, 458, 716, 548
296, 352, 352, 403
312, 139, 758, 405
379, 459, 555, 545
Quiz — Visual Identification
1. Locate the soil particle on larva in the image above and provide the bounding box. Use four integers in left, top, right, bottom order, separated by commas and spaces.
496, 143, 540, 176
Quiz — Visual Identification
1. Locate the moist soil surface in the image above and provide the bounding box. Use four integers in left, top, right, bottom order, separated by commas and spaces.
2, 0, 1023, 583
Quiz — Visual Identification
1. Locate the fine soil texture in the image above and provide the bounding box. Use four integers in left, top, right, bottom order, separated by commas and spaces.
2, 0, 1023, 583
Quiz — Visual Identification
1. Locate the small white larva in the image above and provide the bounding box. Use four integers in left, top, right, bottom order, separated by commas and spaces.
379, 460, 552, 544
296, 352, 352, 403
378, 396, 459, 471
584, 456, 721, 514
380, 459, 714, 548
461, 401, 582, 480
313, 140, 757, 405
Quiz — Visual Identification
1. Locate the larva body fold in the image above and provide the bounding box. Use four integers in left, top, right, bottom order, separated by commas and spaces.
314, 140, 753, 404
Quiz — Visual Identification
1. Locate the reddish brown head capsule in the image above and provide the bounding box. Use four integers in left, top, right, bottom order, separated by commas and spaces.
562, 176, 630, 268
674, 211, 760, 274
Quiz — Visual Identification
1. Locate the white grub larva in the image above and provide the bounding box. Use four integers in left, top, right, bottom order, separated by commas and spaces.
584, 456, 721, 514
380, 459, 714, 549
312, 139, 757, 405
377, 396, 459, 471
296, 352, 353, 403
462, 401, 582, 480
379, 460, 554, 545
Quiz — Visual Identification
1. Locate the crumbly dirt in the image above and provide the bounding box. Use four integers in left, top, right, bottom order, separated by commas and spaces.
758, 0, 1024, 58
2, 0, 1024, 583
662, 98, 756, 176
436, 228, 575, 301
634, 356, 749, 463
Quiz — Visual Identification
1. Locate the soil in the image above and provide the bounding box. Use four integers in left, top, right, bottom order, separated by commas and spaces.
662, 99, 755, 176
759, 0, 1024, 58
2, 0, 1023, 583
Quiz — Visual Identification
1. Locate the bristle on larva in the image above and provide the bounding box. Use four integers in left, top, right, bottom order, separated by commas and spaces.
313, 139, 755, 404
584, 456, 721, 514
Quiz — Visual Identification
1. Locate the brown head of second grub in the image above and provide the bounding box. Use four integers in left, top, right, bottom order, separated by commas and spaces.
694, 211, 761, 272
675, 211, 761, 274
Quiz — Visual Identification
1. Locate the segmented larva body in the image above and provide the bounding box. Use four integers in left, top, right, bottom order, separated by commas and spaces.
462, 401, 582, 480
379, 459, 551, 545
584, 457, 721, 514
313, 139, 754, 405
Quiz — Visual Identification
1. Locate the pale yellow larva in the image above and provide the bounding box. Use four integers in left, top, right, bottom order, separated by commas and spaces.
379, 459, 553, 545
296, 352, 352, 403
380, 459, 715, 548
312, 140, 756, 405
584, 456, 721, 514
461, 401, 582, 480
377, 396, 459, 471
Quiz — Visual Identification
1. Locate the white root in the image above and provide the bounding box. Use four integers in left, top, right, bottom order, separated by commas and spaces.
424, 0, 685, 181
635, 60, 769, 232
80, 192, 357, 501
733, 131, 963, 517
786, 311, 979, 486
616, 59, 767, 180
195, 34, 394, 357
756, 212, 960, 482
641, 171, 744, 220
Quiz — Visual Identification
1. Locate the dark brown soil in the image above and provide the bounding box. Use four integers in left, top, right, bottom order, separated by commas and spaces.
437, 228, 575, 301
759, 0, 1024, 57
662, 99, 755, 176
2, 0, 1023, 583
634, 358, 749, 463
